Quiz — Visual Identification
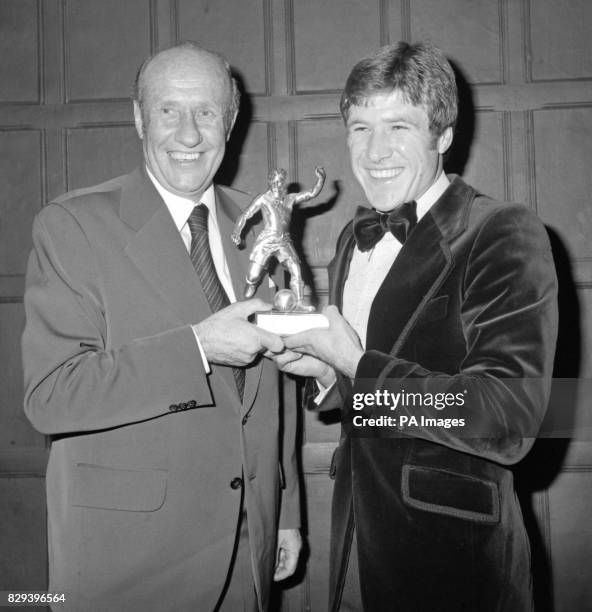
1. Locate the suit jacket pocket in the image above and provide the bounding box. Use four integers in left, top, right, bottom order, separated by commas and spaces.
402, 464, 499, 523
71, 463, 167, 512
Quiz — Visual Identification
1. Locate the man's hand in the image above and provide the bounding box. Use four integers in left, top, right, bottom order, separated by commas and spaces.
284, 305, 363, 378
273, 350, 336, 388
274, 528, 302, 582
194, 299, 283, 366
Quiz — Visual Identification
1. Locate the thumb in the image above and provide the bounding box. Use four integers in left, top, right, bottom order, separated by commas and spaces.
283, 330, 313, 352
229, 298, 273, 319
323, 304, 341, 324
256, 328, 284, 354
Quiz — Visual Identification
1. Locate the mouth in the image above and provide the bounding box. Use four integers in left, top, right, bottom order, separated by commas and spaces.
169, 152, 201, 163
367, 167, 403, 180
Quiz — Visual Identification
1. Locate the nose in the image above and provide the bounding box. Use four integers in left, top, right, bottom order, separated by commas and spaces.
175, 112, 202, 148
367, 128, 392, 163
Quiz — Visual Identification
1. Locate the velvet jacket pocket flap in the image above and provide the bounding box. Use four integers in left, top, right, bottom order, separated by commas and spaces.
402, 464, 500, 523
71, 463, 168, 512
419, 295, 449, 323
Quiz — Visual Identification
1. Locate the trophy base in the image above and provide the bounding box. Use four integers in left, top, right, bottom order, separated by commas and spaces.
254, 311, 329, 336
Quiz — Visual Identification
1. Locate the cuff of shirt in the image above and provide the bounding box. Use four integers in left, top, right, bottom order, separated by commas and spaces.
191, 325, 211, 374
314, 379, 336, 405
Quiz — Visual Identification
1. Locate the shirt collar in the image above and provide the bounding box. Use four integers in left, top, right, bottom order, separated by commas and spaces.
415, 171, 450, 221
145, 165, 217, 231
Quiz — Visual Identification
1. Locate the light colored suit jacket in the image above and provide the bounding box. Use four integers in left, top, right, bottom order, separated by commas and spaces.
22, 167, 299, 611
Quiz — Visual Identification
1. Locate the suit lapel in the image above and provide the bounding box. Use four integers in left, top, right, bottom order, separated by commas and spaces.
216, 187, 249, 302
365, 175, 476, 356
329, 225, 356, 310
121, 168, 212, 328
365, 215, 448, 353
216, 187, 263, 415
120, 170, 255, 414
328, 225, 357, 399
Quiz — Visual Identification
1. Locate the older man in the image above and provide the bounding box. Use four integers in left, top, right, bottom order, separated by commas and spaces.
22, 42, 300, 611
278, 41, 558, 611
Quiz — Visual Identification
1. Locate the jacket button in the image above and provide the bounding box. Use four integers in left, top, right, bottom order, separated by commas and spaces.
169, 404, 179, 412
230, 477, 243, 490
187, 400, 197, 409
178, 402, 188, 410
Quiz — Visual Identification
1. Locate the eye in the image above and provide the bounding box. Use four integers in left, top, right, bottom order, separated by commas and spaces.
390, 124, 408, 131
196, 108, 216, 120
349, 124, 368, 133
160, 107, 179, 119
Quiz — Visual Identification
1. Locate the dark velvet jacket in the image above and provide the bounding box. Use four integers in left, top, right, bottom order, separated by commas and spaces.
314, 176, 558, 612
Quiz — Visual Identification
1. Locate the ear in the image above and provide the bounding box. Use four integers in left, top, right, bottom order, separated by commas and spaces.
132, 100, 144, 140
226, 109, 238, 142
437, 126, 453, 155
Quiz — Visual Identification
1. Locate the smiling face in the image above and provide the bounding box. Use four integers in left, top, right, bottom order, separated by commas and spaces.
346, 90, 452, 212
133, 48, 236, 200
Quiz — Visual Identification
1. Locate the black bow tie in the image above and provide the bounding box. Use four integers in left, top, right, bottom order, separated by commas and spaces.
353, 201, 418, 252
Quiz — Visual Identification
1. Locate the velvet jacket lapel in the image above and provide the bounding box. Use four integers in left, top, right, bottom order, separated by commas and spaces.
328, 229, 356, 313
331, 175, 477, 359
328, 229, 357, 399
365, 213, 449, 353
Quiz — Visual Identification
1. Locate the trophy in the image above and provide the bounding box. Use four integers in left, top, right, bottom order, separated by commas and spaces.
231, 166, 329, 335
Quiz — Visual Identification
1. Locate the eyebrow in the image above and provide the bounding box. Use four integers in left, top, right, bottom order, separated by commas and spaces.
347, 114, 421, 128
387, 115, 421, 127
153, 99, 218, 110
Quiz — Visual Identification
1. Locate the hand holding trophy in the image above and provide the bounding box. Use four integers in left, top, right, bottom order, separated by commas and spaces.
232, 166, 329, 335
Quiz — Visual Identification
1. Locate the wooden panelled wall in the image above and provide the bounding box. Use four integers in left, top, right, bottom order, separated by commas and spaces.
1, 1, 591, 610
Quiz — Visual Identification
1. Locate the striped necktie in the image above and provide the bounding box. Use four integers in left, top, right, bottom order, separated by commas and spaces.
187, 204, 245, 401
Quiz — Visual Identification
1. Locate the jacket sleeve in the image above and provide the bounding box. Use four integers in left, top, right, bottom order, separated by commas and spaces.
21, 203, 213, 435
278, 375, 301, 529
351, 206, 558, 465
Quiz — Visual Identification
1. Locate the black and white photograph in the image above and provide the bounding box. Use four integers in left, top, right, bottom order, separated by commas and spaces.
0, 1, 591, 611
